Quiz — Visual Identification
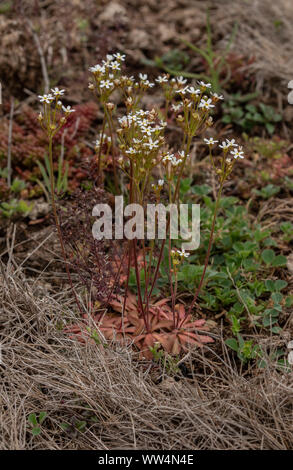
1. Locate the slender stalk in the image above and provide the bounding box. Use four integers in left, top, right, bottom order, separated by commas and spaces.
146, 136, 192, 303
48, 136, 83, 315
185, 181, 224, 319
7, 97, 14, 187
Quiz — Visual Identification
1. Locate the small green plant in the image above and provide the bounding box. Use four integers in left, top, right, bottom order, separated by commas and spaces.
28, 412, 47, 436
226, 334, 260, 363
10, 178, 26, 194
60, 420, 87, 433
261, 249, 287, 267
222, 96, 282, 134
0, 198, 33, 218
149, 343, 180, 374
280, 222, 293, 242
0, 169, 26, 194
37, 152, 69, 201
244, 135, 288, 159
253, 184, 280, 199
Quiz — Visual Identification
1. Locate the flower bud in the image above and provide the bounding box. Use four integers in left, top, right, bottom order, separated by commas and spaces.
106, 102, 115, 111
206, 117, 213, 127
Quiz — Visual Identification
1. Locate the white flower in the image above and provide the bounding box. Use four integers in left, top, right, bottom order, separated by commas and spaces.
178, 248, 190, 258
109, 61, 121, 71
198, 81, 211, 89
158, 179, 164, 187
226, 138, 238, 147
219, 141, 230, 150
163, 153, 174, 162
143, 80, 155, 88
175, 86, 189, 95
144, 139, 159, 150
125, 147, 136, 155
62, 105, 75, 113
113, 52, 126, 61
211, 92, 224, 100
155, 75, 168, 84
171, 103, 182, 112
176, 76, 187, 85
106, 54, 114, 62
89, 64, 105, 74
95, 135, 111, 147
188, 87, 201, 95
141, 126, 155, 136
38, 93, 54, 104
51, 87, 65, 96
230, 148, 244, 159
199, 98, 215, 110
178, 150, 189, 159
204, 137, 218, 146
100, 80, 113, 89
139, 73, 148, 81
171, 157, 182, 167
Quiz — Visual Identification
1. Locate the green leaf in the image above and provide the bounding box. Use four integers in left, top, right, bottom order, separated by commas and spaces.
263, 316, 279, 327
28, 413, 38, 427
274, 280, 288, 291
225, 338, 239, 352
76, 421, 87, 432
31, 427, 41, 436
271, 292, 283, 304
192, 184, 211, 196
39, 412, 47, 425
261, 249, 275, 265
271, 255, 287, 267
265, 122, 275, 134
60, 422, 70, 431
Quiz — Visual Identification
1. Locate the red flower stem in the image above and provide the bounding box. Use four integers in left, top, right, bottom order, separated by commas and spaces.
146, 137, 192, 303
132, 238, 149, 331
185, 182, 224, 319
121, 240, 132, 330
48, 137, 83, 316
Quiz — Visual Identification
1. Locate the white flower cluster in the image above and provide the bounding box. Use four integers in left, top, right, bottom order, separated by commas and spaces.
89, 53, 127, 94
158, 76, 224, 113
171, 248, 190, 259
204, 137, 244, 159
38, 87, 75, 114
138, 73, 154, 89
162, 153, 182, 167
118, 109, 166, 154
152, 179, 164, 190
94, 133, 112, 149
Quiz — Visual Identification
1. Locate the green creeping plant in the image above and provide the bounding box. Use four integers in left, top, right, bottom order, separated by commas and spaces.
28, 412, 47, 436
222, 97, 282, 135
